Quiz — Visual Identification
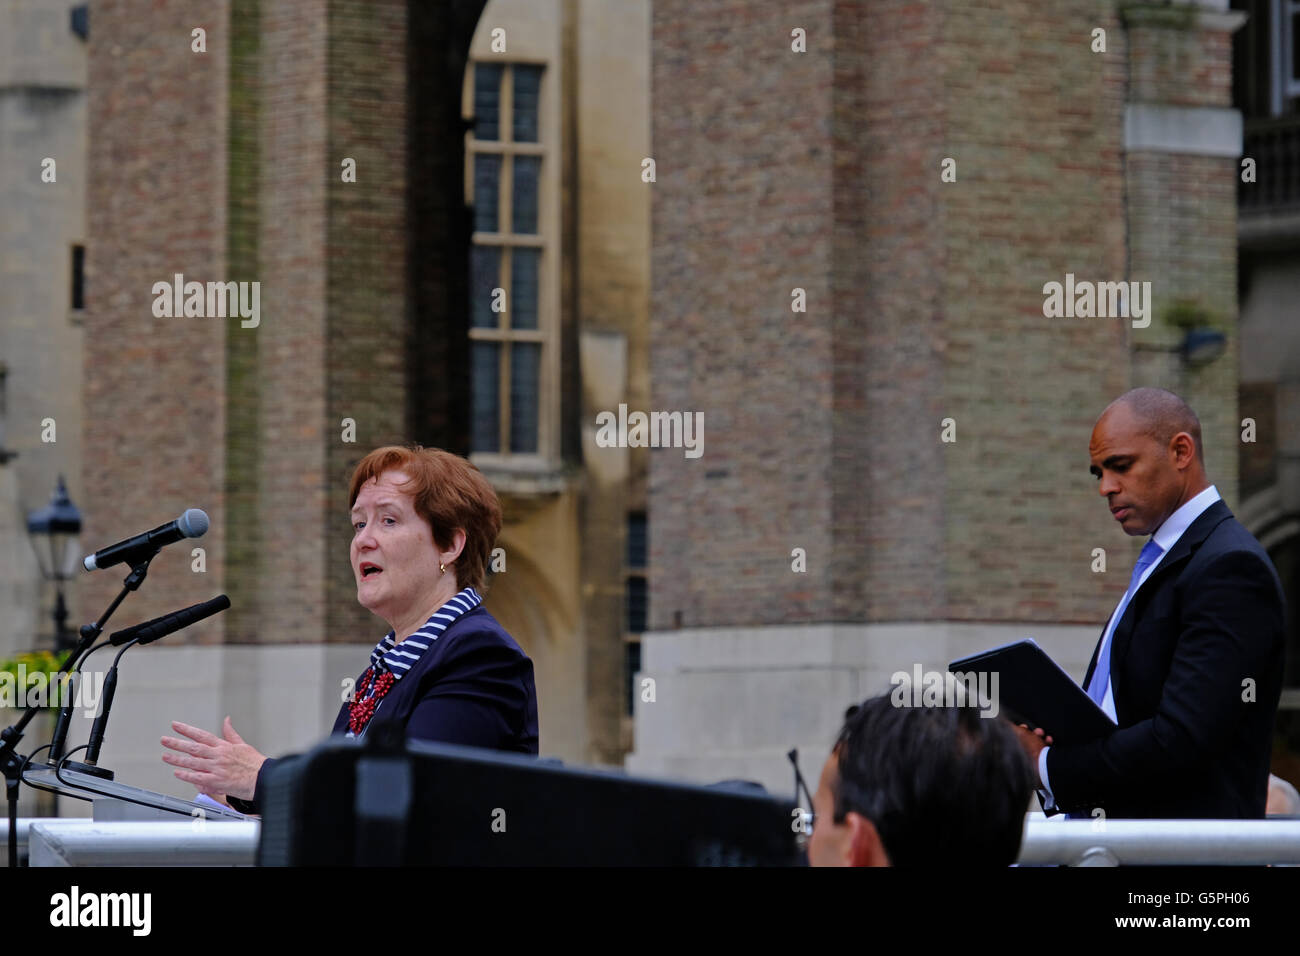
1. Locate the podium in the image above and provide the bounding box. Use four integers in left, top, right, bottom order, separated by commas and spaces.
22, 765, 249, 822
14, 766, 255, 865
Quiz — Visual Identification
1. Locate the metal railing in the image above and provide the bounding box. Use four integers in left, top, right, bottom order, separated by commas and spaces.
8, 816, 1300, 866
1017, 818, 1300, 866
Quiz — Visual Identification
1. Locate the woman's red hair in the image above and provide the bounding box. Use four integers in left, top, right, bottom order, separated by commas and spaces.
349, 445, 502, 591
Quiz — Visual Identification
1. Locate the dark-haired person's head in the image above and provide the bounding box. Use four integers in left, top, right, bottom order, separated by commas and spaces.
807, 695, 1032, 867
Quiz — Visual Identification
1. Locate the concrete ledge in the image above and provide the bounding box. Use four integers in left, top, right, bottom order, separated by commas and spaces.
1124, 103, 1242, 157
1121, 1, 1247, 33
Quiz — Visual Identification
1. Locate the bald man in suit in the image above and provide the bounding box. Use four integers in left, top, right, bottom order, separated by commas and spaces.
1014, 388, 1285, 819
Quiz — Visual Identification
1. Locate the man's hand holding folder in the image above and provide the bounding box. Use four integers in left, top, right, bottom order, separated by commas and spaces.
1009, 724, 1052, 788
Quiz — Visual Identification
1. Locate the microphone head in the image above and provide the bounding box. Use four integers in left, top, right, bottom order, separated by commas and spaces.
178, 508, 210, 538
83, 554, 97, 572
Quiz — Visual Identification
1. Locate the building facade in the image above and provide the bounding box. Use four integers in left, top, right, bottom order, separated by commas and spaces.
627, 0, 1277, 795
0, 1, 88, 658
1233, 0, 1300, 786
65, 0, 648, 801
5, 0, 1296, 810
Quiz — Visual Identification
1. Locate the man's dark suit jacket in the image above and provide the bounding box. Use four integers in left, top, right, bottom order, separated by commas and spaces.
1046, 499, 1285, 819
229, 605, 538, 814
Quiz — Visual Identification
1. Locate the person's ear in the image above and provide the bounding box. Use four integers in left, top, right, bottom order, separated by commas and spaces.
1169, 431, 1197, 470
844, 811, 891, 867
442, 529, 467, 564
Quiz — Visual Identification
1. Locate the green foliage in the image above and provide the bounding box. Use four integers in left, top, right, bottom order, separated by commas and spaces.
1160, 298, 1220, 332
0, 650, 73, 707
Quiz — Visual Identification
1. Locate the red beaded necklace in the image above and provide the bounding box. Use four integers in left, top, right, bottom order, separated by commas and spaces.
348, 664, 397, 736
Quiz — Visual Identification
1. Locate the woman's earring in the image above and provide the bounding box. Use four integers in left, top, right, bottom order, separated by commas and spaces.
440, 562, 445, 574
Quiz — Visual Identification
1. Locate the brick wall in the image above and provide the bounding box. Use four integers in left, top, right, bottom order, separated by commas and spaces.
649, 0, 1239, 629
254, 0, 330, 643
87, 0, 430, 646
84, 0, 230, 635
251, 0, 415, 646
650, 0, 838, 629
225, 0, 262, 643
939, 0, 1132, 623
1123, 3, 1241, 519
845, 0, 948, 621
324, 0, 410, 641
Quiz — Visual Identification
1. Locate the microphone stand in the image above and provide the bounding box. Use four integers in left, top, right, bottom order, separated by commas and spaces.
0, 551, 156, 867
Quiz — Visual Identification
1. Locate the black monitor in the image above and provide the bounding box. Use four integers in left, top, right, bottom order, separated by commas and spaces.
257, 736, 803, 866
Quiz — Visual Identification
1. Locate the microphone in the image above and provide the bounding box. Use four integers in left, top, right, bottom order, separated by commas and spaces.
85, 595, 231, 767
47, 650, 101, 766
83, 667, 120, 768
83, 509, 209, 572
107, 594, 231, 646
47, 684, 74, 764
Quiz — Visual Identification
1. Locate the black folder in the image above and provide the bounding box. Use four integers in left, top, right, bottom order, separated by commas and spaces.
948, 639, 1116, 746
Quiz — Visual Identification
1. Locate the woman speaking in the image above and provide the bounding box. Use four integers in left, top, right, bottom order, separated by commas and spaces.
160, 445, 539, 813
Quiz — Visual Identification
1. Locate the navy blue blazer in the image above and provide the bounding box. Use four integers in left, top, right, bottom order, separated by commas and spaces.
230, 605, 538, 813
1045, 500, 1285, 819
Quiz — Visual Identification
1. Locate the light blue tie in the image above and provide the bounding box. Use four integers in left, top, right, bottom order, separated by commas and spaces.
1088, 539, 1163, 707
